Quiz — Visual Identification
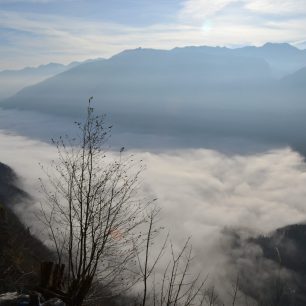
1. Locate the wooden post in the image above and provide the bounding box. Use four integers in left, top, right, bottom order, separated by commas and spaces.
40, 262, 65, 290
40, 261, 54, 288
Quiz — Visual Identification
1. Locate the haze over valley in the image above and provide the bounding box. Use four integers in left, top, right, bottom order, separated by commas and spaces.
1, 0, 306, 305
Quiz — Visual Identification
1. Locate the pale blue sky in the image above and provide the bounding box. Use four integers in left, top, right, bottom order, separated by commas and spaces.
0, 0, 306, 69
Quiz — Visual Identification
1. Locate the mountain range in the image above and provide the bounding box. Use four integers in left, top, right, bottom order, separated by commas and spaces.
0, 58, 104, 101
1, 43, 306, 152
0, 62, 81, 100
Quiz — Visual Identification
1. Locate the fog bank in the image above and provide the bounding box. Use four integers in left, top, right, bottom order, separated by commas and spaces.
1, 130, 306, 300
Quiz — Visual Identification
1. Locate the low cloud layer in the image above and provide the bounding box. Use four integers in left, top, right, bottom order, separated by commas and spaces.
141, 147, 306, 292
143, 148, 306, 236
1, 129, 306, 294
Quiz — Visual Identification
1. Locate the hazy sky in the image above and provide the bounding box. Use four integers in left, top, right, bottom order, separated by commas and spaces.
0, 0, 306, 69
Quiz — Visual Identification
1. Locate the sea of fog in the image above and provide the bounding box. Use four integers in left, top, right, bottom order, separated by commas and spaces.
1, 108, 306, 302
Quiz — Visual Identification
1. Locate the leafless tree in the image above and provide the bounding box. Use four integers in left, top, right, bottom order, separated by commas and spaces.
204, 286, 221, 306
39, 98, 151, 305
134, 209, 207, 306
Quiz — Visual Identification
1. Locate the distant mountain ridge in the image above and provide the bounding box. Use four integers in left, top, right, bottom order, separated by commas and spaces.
0, 62, 78, 75
0, 58, 104, 100
0, 61, 79, 100
171, 42, 306, 78
1, 43, 306, 153
0, 45, 274, 120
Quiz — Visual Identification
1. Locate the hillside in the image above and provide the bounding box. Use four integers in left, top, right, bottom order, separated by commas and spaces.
227, 223, 306, 306
0, 162, 29, 204
0, 162, 52, 293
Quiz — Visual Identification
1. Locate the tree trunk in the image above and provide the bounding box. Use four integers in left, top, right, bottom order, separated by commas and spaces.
68, 276, 93, 306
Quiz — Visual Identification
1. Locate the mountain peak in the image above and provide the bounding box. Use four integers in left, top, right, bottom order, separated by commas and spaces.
262, 42, 297, 50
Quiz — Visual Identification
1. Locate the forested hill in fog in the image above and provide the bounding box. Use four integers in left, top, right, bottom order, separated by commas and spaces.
0, 162, 51, 292
1, 43, 306, 153
0, 162, 28, 205
228, 223, 306, 306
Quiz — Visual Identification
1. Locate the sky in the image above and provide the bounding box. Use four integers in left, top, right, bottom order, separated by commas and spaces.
0, 0, 306, 69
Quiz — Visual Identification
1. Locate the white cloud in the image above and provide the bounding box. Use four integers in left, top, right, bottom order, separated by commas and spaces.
1, 119, 306, 301
179, 0, 306, 21
178, 0, 235, 22
0, 0, 306, 69
144, 148, 306, 234
245, 0, 306, 14
2, 124, 306, 238
176, 0, 306, 48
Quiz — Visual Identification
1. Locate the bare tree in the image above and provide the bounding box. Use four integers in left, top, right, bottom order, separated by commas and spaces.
134, 209, 207, 306
39, 98, 150, 305
204, 286, 219, 306
158, 239, 206, 306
